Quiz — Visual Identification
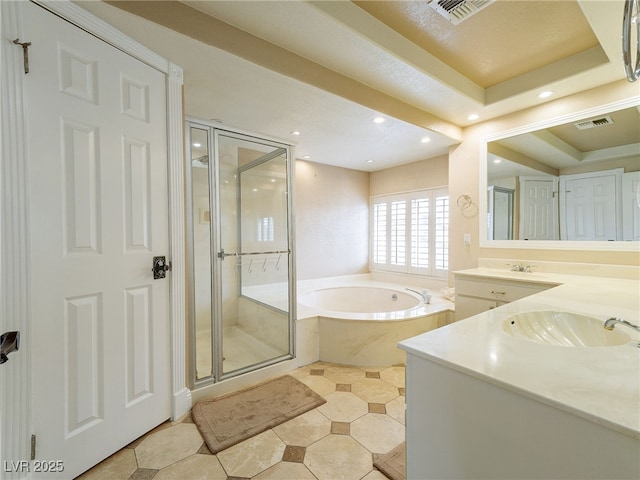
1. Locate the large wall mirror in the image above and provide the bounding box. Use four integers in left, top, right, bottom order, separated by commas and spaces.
480, 98, 640, 251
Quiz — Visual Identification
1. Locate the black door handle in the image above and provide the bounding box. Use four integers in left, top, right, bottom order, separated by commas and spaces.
0, 331, 20, 364
152, 256, 172, 279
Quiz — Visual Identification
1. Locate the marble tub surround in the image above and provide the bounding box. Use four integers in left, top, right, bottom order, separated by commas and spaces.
78, 362, 406, 480
297, 274, 454, 366
297, 273, 452, 321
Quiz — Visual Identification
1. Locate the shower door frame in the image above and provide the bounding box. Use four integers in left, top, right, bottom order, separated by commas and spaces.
186, 118, 297, 389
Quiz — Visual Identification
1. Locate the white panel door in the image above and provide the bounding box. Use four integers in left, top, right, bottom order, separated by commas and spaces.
563, 174, 618, 241
518, 177, 558, 240
24, 2, 171, 477
622, 172, 640, 241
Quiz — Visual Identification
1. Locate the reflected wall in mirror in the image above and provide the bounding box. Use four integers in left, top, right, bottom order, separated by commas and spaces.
485, 102, 640, 244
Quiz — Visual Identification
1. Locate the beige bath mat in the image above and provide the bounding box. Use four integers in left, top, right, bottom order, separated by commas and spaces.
192, 375, 326, 453
374, 441, 406, 480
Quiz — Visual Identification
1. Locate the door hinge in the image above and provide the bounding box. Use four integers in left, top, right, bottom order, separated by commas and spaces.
31, 434, 36, 460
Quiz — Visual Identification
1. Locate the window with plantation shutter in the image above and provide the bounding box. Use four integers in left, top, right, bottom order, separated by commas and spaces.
411, 198, 429, 269
370, 188, 448, 277
372, 203, 387, 264
258, 216, 274, 242
435, 195, 449, 272
390, 201, 406, 266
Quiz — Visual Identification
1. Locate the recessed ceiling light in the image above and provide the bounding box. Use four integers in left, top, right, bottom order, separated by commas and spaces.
538, 91, 553, 99
468, 114, 479, 121
193, 142, 201, 147
373, 117, 386, 124
493, 158, 502, 164
290, 130, 301, 136
366, 159, 374, 163
302, 155, 311, 159
420, 137, 431, 143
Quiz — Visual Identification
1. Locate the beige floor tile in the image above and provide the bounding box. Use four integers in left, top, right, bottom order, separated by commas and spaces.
362, 470, 390, 480
273, 409, 331, 447
304, 434, 372, 480
135, 423, 204, 470
252, 462, 317, 480
385, 396, 406, 425
216, 429, 285, 478
297, 374, 336, 396
323, 365, 366, 384
126, 421, 173, 449
380, 366, 405, 388
350, 413, 405, 454
351, 378, 400, 404
317, 391, 368, 423
288, 365, 311, 380
76, 448, 137, 480
362, 366, 386, 373
153, 454, 227, 480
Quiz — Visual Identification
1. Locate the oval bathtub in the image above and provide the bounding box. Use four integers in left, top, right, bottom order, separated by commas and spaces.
297, 282, 454, 366
299, 287, 419, 313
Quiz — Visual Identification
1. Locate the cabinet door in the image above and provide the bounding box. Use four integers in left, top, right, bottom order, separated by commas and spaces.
456, 296, 499, 321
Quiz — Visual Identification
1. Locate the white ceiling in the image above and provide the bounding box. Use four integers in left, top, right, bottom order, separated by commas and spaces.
77, 0, 632, 172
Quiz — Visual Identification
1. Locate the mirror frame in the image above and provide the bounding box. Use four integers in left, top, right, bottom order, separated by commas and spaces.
479, 96, 640, 251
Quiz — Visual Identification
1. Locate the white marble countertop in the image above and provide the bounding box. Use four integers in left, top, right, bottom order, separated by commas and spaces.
399, 268, 640, 439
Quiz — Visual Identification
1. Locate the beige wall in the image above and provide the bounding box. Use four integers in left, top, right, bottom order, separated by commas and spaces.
295, 160, 369, 280
370, 154, 448, 196
448, 79, 640, 284
296, 156, 450, 280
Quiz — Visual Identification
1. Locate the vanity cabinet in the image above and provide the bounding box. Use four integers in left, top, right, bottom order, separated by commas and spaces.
455, 274, 555, 321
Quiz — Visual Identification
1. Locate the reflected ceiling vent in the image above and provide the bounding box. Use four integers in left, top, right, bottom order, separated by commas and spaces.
428, 0, 495, 25
574, 116, 614, 130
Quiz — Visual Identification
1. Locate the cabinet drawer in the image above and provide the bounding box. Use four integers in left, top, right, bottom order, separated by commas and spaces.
455, 276, 553, 303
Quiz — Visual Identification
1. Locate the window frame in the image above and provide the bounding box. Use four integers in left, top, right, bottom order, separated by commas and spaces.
370, 187, 449, 278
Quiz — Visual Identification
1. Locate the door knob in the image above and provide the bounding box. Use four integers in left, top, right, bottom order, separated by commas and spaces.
152, 256, 172, 279
0, 331, 20, 364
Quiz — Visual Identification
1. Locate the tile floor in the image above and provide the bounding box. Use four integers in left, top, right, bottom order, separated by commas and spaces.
77, 362, 405, 480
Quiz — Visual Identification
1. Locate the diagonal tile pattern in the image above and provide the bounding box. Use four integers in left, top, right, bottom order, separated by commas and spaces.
77, 362, 406, 480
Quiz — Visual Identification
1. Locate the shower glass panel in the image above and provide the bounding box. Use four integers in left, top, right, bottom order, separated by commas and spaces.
188, 127, 213, 380
187, 119, 295, 386
217, 133, 291, 376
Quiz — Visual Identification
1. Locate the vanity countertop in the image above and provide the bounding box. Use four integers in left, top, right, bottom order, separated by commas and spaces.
399, 269, 640, 439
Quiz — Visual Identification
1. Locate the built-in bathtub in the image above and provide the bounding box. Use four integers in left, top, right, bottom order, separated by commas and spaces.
297, 275, 455, 366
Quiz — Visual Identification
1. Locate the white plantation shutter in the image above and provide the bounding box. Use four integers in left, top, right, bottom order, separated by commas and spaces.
372, 202, 387, 265
411, 197, 429, 270
390, 200, 406, 267
435, 194, 449, 272
371, 188, 448, 277
258, 216, 274, 242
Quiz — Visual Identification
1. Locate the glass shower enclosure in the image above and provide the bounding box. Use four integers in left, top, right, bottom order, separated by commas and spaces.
186, 119, 295, 386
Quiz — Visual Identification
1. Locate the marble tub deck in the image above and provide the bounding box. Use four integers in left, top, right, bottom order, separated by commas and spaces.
78, 362, 406, 480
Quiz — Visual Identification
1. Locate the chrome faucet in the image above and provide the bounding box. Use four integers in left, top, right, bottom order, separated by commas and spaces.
603, 317, 640, 334
406, 288, 431, 304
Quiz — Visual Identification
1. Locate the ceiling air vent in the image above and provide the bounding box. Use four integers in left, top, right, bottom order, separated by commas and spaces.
428, 0, 495, 25
574, 116, 614, 130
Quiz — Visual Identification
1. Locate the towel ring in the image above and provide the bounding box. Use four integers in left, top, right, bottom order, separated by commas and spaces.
456, 194, 473, 210
623, 0, 640, 82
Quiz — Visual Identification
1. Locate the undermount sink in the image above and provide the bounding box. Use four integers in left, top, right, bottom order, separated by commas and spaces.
502, 311, 631, 347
